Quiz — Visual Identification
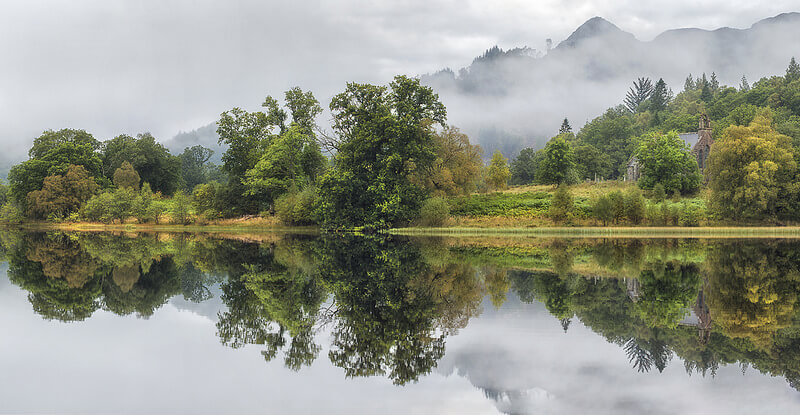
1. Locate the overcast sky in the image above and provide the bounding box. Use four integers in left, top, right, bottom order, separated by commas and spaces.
1, 0, 800, 160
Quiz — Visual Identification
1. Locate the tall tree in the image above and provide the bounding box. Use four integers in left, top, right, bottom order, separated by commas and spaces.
786, 57, 800, 82
486, 151, 511, 190
414, 126, 482, 196
649, 78, 671, 115
740, 75, 751, 92
9, 130, 105, 207
318, 76, 446, 228
510, 148, 540, 185
101, 133, 182, 195
624, 77, 654, 113
26, 165, 99, 219
559, 118, 573, 135
683, 74, 695, 92
706, 114, 798, 221
635, 131, 701, 194
113, 161, 141, 191
710, 72, 720, 93
536, 135, 576, 185
179, 145, 214, 190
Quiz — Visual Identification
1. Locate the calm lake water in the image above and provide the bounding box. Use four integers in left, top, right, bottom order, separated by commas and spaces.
2, 231, 800, 414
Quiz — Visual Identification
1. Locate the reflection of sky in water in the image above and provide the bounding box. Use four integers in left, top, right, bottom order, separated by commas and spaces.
2, 271, 800, 415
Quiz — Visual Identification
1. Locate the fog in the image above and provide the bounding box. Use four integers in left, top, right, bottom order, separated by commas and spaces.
1, 0, 800, 171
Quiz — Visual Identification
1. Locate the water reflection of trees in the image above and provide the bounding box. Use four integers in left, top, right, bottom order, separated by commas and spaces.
5, 232, 219, 321
5, 232, 800, 390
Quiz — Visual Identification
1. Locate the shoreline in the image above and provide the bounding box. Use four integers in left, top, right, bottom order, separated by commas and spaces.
5, 221, 800, 238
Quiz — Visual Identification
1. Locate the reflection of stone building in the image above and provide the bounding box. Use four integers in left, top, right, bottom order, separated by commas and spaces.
626, 114, 714, 181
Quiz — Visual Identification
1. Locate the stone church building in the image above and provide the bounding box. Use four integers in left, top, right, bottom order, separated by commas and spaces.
625, 114, 714, 182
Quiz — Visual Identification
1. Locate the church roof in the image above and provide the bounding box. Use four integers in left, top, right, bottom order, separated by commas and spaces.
679, 132, 699, 150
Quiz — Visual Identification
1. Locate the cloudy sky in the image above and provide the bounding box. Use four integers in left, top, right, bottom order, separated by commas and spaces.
1, 0, 800, 162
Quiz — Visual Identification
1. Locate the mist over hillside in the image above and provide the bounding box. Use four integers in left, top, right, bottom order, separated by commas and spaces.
422, 12, 800, 158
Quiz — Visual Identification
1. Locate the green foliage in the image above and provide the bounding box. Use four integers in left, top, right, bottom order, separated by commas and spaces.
576, 107, 640, 178
573, 144, 612, 180
416, 126, 482, 195
9, 130, 105, 207
244, 126, 325, 209
179, 145, 215, 190
0, 202, 24, 224
548, 185, 573, 224
591, 195, 614, 225
536, 135, 577, 185
417, 197, 450, 227
191, 182, 221, 216
706, 114, 798, 221
274, 187, 320, 226
318, 76, 446, 228
651, 183, 666, 202
624, 187, 646, 225
624, 77, 654, 113
636, 131, 701, 194
449, 191, 551, 217
101, 133, 182, 195
170, 191, 192, 225
510, 148, 540, 185
486, 151, 511, 190
26, 165, 99, 219
113, 161, 140, 190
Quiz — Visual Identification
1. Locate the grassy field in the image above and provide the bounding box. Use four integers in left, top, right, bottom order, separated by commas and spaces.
441, 181, 711, 228
391, 226, 800, 238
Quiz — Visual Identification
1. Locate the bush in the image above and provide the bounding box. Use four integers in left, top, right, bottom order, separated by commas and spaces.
591, 195, 614, 225
608, 190, 625, 224
0, 202, 24, 224
624, 187, 646, 225
680, 201, 706, 226
170, 191, 192, 225
417, 197, 450, 227
651, 183, 666, 203
275, 187, 319, 225
548, 185, 573, 224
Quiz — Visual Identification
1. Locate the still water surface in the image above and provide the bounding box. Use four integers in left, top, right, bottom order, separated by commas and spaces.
1, 231, 800, 414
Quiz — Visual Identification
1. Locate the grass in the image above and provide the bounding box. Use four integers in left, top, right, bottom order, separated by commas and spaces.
390, 226, 800, 238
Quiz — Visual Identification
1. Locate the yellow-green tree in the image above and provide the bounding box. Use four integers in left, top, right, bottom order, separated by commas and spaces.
26, 165, 99, 219
486, 151, 511, 191
706, 114, 798, 221
415, 126, 482, 196
113, 161, 141, 191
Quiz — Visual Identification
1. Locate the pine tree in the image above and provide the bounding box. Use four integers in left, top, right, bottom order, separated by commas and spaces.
559, 118, 572, 135
683, 74, 695, 91
787, 57, 800, 82
739, 75, 750, 92
700, 82, 713, 103
624, 77, 654, 113
710, 72, 720, 93
650, 78, 670, 114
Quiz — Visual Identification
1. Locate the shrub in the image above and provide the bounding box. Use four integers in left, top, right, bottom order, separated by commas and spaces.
0, 202, 24, 224
417, 197, 450, 227
548, 185, 573, 224
651, 183, 666, 203
591, 195, 614, 225
170, 191, 192, 225
275, 187, 319, 225
608, 190, 625, 224
680, 201, 705, 227
624, 187, 646, 225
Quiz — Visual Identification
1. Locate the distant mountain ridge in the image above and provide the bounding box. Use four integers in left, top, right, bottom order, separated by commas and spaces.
422, 12, 800, 157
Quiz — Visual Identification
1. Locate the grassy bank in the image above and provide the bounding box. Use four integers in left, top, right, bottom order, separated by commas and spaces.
390, 226, 800, 238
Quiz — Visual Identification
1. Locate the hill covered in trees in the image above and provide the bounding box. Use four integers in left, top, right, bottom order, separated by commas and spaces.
422, 12, 800, 157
